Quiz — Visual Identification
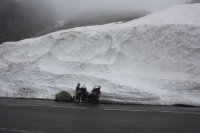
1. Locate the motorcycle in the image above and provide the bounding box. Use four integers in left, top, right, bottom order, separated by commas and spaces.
73, 85, 101, 104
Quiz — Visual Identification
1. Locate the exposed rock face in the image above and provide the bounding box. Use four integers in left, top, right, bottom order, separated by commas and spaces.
56, 91, 72, 102
189, 0, 200, 4
0, 0, 57, 44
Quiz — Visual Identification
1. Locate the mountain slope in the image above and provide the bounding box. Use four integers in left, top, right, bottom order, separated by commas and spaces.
0, 0, 57, 44
0, 0, 147, 44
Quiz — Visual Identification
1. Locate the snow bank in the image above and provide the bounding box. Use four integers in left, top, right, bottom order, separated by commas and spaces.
0, 4, 200, 105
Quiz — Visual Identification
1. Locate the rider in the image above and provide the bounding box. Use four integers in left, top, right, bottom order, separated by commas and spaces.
76, 83, 88, 96
76, 83, 81, 92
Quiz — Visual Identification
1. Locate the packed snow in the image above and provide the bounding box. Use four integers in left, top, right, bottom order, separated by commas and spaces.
0, 4, 200, 106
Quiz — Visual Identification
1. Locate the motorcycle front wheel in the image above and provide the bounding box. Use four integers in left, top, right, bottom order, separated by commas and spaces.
74, 95, 80, 103
92, 96, 99, 104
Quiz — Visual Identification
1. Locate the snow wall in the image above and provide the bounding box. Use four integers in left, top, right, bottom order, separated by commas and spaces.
0, 4, 200, 106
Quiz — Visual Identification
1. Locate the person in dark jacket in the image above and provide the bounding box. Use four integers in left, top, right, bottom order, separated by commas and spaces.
76, 83, 81, 92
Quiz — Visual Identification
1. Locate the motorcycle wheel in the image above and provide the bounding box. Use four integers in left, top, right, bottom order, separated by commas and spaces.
92, 96, 99, 104
74, 95, 80, 103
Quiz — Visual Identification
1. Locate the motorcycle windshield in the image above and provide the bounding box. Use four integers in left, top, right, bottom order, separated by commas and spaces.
94, 85, 100, 89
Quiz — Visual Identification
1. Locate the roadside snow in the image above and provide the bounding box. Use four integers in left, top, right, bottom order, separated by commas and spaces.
0, 4, 200, 105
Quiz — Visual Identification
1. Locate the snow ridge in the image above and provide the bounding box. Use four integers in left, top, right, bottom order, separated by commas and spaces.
0, 4, 200, 105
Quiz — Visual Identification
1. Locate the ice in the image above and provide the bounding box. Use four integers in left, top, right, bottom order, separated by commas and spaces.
0, 4, 200, 105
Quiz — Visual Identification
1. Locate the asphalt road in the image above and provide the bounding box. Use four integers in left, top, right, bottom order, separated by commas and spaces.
0, 98, 200, 133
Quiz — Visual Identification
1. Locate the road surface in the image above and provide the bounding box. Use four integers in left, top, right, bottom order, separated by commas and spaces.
0, 98, 200, 133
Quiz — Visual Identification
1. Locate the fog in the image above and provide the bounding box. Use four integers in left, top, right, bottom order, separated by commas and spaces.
0, 0, 197, 44
14, 0, 194, 22
48, 0, 191, 21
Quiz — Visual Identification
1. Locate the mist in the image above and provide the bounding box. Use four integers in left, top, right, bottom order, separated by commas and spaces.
48, 0, 191, 21
0, 0, 197, 44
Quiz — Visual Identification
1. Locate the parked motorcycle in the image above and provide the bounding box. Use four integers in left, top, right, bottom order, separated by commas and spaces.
74, 85, 101, 104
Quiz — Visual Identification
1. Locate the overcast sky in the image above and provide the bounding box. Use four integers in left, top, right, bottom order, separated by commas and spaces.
48, 0, 191, 20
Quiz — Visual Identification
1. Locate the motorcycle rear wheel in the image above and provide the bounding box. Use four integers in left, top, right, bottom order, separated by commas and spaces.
92, 96, 99, 104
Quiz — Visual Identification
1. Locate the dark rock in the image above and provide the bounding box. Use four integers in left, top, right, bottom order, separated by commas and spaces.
189, 0, 200, 4
0, 0, 56, 44
55, 91, 72, 102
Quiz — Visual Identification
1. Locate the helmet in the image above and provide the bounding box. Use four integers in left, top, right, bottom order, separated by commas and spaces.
77, 83, 81, 86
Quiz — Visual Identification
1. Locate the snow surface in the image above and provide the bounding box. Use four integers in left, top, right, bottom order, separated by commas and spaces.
0, 4, 200, 105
